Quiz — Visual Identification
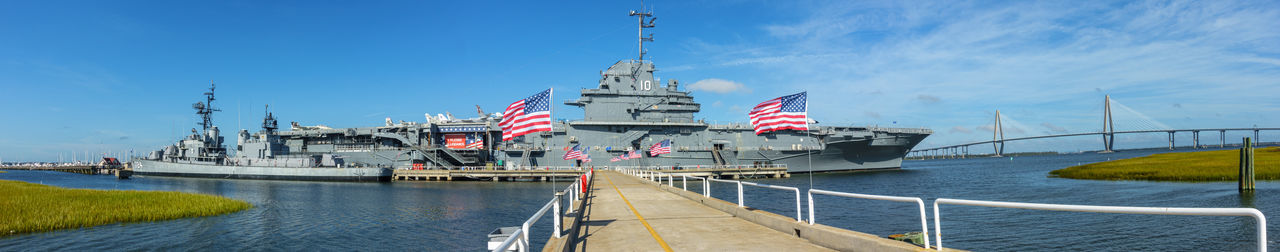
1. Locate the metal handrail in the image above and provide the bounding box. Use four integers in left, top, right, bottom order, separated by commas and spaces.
491, 170, 593, 252
932, 198, 1268, 252
808, 189, 930, 249
705, 178, 803, 222
682, 175, 709, 196
706, 178, 741, 205
494, 228, 524, 252
742, 181, 802, 222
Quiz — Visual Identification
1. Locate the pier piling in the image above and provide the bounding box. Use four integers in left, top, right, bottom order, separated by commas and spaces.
1239, 137, 1255, 192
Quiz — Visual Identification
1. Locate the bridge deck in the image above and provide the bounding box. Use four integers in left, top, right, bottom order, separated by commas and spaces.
566, 171, 833, 251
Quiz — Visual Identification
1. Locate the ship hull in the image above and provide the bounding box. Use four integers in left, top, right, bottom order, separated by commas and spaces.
132, 160, 392, 182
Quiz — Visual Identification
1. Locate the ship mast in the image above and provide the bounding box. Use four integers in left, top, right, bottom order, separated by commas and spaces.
194, 81, 220, 133
630, 2, 656, 61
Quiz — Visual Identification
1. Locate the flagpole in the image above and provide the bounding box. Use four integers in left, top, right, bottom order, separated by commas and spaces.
804, 91, 813, 194
551, 88, 556, 192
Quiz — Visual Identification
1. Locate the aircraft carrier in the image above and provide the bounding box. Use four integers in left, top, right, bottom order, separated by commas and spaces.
132, 8, 930, 180
493, 9, 931, 173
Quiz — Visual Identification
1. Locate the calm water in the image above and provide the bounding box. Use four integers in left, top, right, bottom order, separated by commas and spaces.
1, 148, 1275, 251
0, 171, 565, 251
710, 147, 1277, 251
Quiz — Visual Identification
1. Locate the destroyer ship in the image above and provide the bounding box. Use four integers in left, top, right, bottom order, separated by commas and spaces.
133, 8, 930, 180
133, 85, 393, 181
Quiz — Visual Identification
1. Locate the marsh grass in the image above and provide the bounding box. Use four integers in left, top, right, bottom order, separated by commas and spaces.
1050, 147, 1280, 181
0, 180, 251, 236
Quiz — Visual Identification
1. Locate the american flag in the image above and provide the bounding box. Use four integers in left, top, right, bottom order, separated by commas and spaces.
581, 152, 591, 163
610, 156, 620, 162
628, 150, 641, 159
620, 151, 631, 160
465, 133, 484, 149
500, 89, 553, 141
562, 145, 582, 160
749, 92, 808, 135
649, 139, 671, 156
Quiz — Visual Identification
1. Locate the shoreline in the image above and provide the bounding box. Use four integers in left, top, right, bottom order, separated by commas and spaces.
0, 179, 251, 237
1049, 147, 1279, 181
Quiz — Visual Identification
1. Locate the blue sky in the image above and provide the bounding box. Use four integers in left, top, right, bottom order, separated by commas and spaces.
3, 0, 1279, 162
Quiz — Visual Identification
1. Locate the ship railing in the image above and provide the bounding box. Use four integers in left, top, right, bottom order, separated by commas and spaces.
492, 169, 593, 252
807, 189, 931, 249
606, 164, 787, 171
931, 198, 1267, 252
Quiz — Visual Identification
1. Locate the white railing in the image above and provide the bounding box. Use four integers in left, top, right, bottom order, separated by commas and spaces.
808, 189, 930, 249
706, 178, 803, 222
616, 170, 1267, 251
932, 198, 1268, 252
491, 170, 592, 252
682, 175, 709, 196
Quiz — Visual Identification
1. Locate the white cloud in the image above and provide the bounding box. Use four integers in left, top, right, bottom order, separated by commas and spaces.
1041, 122, 1069, 134
678, 0, 1280, 151
687, 78, 751, 94
917, 95, 941, 104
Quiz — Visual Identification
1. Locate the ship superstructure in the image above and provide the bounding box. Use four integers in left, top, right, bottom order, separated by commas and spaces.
491, 8, 931, 172
133, 84, 392, 181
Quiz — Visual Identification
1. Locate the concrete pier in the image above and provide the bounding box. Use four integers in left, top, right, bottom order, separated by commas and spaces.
547, 171, 933, 251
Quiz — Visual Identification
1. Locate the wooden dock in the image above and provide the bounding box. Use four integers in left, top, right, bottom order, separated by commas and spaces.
392, 169, 585, 181
392, 166, 788, 182
1, 165, 133, 179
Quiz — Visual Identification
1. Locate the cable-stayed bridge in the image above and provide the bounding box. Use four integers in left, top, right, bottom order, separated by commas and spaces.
908, 95, 1279, 159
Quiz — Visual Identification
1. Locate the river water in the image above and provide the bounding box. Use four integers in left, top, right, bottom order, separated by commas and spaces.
1, 147, 1275, 251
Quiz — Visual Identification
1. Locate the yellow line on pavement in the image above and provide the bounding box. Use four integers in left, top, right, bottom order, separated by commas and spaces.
603, 172, 674, 252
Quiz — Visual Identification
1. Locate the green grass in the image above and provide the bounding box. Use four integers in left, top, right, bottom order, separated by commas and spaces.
0, 180, 251, 236
1050, 147, 1280, 181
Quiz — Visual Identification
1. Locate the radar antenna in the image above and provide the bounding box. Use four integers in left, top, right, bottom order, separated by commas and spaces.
629, 1, 656, 61
262, 104, 278, 133
194, 81, 220, 133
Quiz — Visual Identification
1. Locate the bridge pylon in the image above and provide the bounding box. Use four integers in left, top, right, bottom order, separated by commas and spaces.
1100, 95, 1115, 153
992, 110, 1005, 157
1193, 130, 1200, 149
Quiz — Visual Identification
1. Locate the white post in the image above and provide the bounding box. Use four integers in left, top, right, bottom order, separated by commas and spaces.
554, 192, 563, 238
808, 191, 816, 225
933, 202, 942, 251
794, 188, 802, 222
736, 180, 744, 207
682, 176, 687, 191
705, 178, 711, 197
520, 222, 530, 252
667, 174, 673, 187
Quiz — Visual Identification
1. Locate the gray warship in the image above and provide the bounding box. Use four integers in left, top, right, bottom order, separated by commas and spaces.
133, 85, 393, 181
494, 8, 932, 173
133, 8, 931, 180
